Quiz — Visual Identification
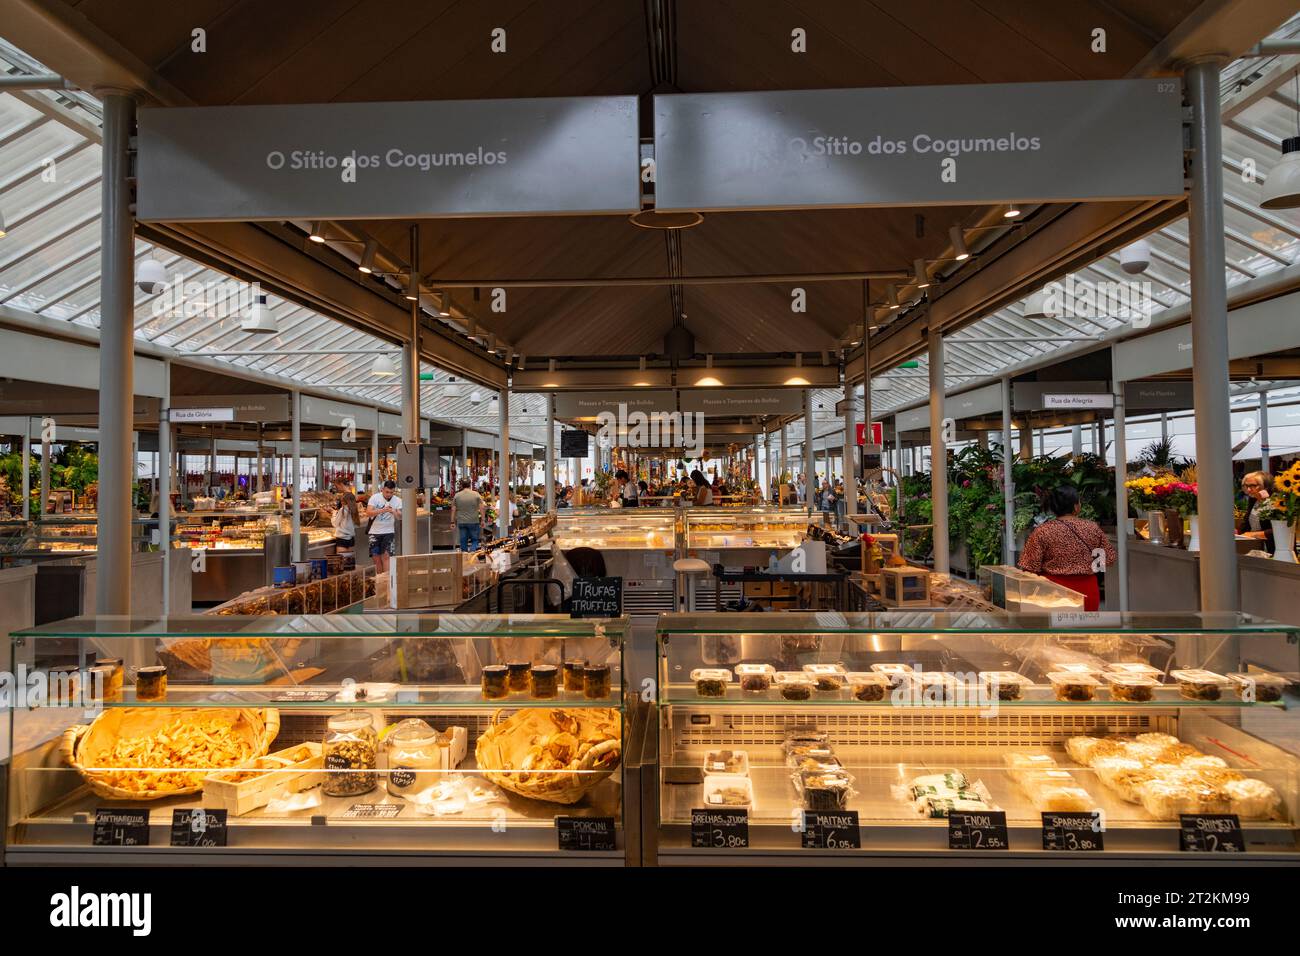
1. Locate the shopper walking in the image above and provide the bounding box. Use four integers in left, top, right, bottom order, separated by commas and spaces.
452, 478, 485, 552
330, 491, 359, 553
1017, 486, 1116, 611
365, 480, 402, 574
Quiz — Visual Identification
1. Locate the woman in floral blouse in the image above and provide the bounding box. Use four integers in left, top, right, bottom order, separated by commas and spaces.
1018, 486, 1117, 611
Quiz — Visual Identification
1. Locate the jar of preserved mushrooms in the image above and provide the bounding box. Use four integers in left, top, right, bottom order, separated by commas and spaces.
323, 710, 378, 797
385, 718, 439, 796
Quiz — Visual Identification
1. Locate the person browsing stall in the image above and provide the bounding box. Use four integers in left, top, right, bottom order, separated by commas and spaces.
365, 480, 402, 574
1017, 486, 1117, 612
330, 492, 359, 554
452, 478, 486, 552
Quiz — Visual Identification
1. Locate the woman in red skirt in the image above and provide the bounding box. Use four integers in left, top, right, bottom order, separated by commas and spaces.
1017, 486, 1117, 611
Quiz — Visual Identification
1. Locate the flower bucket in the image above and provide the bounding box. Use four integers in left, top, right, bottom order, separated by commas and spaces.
1271, 520, 1298, 564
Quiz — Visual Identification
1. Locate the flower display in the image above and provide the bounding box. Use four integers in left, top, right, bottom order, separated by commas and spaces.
1125, 475, 1198, 516
1265, 462, 1300, 525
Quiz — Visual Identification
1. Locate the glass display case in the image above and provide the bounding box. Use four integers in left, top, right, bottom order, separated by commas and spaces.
654, 611, 1300, 862
0, 515, 156, 559
977, 565, 1087, 612
553, 509, 678, 551
684, 509, 819, 553
174, 511, 332, 553
6, 614, 630, 863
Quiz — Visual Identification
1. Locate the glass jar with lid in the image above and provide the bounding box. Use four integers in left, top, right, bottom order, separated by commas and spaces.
323, 710, 378, 797
385, 718, 439, 796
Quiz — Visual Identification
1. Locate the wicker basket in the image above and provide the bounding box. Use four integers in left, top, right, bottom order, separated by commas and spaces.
474, 707, 620, 805
61, 707, 280, 801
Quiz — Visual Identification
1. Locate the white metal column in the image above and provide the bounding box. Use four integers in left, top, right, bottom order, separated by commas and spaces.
1186, 57, 1239, 613
929, 330, 949, 574
95, 91, 136, 614
291, 390, 302, 563
545, 394, 556, 512
498, 389, 511, 538
159, 359, 172, 615
804, 390, 816, 512
1260, 389, 1271, 474
1001, 378, 1015, 566
20, 420, 29, 521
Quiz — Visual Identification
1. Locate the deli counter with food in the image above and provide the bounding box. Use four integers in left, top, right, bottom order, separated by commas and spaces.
651, 611, 1300, 863
174, 511, 335, 604
552, 509, 679, 614
4, 614, 638, 864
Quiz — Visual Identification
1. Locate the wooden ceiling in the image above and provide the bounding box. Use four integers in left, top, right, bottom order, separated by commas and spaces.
8, 0, 1273, 362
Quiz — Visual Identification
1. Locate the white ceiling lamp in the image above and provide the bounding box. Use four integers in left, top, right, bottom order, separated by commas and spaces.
1003, 203, 1022, 218
137, 257, 168, 294
912, 258, 930, 289
308, 221, 326, 243
1119, 239, 1152, 275
240, 294, 278, 333
358, 239, 377, 274
949, 225, 970, 261
370, 354, 397, 377
0, 206, 7, 238
1022, 288, 1052, 318
1261, 88, 1300, 209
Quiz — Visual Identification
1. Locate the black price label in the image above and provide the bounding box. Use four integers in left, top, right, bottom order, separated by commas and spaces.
170, 808, 228, 847
801, 810, 861, 849
556, 815, 617, 851
1041, 811, 1104, 851
92, 808, 150, 847
948, 810, 1009, 850
691, 808, 749, 849
1180, 814, 1246, 853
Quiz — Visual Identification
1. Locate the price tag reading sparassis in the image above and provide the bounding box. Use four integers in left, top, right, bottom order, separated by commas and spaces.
948, 810, 1009, 850
801, 810, 861, 849
691, 808, 749, 848
556, 815, 617, 851
92, 808, 150, 847
170, 808, 228, 847
1041, 811, 1103, 851
1180, 814, 1245, 853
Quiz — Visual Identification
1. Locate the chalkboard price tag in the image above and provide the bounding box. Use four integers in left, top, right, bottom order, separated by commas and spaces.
691, 808, 749, 849
1041, 811, 1104, 851
801, 810, 860, 849
556, 815, 617, 851
92, 808, 150, 847
1179, 814, 1245, 853
569, 576, 623, 618
560, 430, 590, 459
339, 803, 402, 820
170, 808, 228, 847
948, 810, 1009, 850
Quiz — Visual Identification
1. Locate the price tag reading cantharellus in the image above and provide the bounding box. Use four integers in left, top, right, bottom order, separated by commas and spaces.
1179, 814, 1245, 853
1041, 811, 1103, 851
801, 810, 861, 849
92, 808, 150, 847
948, 810, 1009, 850
691, 808, 749, 848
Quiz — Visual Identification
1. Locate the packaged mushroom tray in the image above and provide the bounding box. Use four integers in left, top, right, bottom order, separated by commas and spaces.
784, 729, 854, 811
894, 769, 998, 819
1065, 733, 1284, 820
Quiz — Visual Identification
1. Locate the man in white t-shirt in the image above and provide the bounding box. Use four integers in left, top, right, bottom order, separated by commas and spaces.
365, 480, 402, 573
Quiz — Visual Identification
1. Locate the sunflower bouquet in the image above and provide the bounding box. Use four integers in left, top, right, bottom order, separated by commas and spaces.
1262, 462, 1300, 526
1124, 474, 1197, 515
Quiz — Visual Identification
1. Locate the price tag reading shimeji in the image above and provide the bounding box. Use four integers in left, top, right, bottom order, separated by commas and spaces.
948, 810, 1009, 850
801, 810, 860, 849
1041, 811, 1103, 852
691, 808, 749, 848
1180, 814, 1245, 853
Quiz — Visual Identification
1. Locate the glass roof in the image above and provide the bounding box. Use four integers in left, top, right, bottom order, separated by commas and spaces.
3, 19, 1300, 455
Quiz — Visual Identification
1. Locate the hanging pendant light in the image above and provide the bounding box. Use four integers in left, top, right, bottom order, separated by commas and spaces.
1023, 288, 1052, 318
370, 354, 398, 377
1261, 137, 1300, 209
137, 258, 168, 294
240, 294, 278, 333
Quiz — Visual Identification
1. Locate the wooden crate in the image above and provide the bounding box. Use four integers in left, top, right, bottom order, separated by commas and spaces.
879, 565, 932, 607
202, 742, 323, 816
390, 552, 464, 609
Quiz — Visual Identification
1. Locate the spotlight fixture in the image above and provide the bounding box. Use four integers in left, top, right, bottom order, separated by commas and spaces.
887, 284, 900, 310
358, 240, 377, 274
370, 354, 398, 377
1003, 204, 1022, 218
949, 225, 970, 260
912, 258, 930, 288
1119, 239, 1151, 275
308, 221, 326, 243
240, 294, 278, 334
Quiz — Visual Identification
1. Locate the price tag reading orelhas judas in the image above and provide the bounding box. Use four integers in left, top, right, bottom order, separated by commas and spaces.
691, 808, 749, 848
